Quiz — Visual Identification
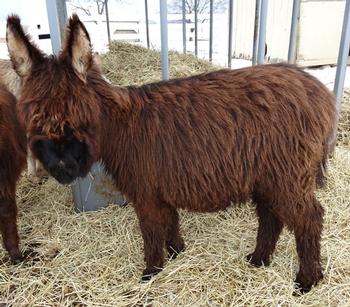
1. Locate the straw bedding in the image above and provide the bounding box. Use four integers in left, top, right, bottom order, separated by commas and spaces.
338, 89, 350, 148
0, 43, 349, 306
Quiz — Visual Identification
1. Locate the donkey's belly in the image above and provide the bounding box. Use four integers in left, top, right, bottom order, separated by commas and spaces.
183, 201, 232, 213
171, 192, 250, 213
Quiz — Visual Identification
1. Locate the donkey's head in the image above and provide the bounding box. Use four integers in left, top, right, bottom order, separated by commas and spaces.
6, 14, 101, 184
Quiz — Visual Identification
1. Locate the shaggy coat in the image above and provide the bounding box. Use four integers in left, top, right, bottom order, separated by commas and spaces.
0, 59, 47, 179
0, 84, 26, 261
6, 15, 337, 293
0, 60, 22, 97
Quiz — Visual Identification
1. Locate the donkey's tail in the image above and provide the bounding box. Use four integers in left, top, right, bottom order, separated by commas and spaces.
316, 154, 327, 189
316, 132, 336, 189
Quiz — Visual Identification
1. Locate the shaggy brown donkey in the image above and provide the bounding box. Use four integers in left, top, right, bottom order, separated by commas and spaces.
0, 83, 26, 262
7, 15, 337, 293
0, 59, 48, 180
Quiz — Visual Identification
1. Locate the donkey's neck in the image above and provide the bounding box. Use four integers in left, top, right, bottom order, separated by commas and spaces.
89, 72, 133, 114
89, 72, 144, 188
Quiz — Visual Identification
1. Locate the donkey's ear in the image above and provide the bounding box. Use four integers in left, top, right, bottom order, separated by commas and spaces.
6, 15, 44, 78
60, 14, 92, 82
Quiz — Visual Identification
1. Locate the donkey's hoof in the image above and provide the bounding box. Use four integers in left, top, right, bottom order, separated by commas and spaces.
293, 283, 312, 296
167, 250, 181, 261
246, 253, 270, 267
11, 254, 23, 265
140, 268, 161, 283
8, 248, 23, 264
293, 271, 323, 295
140, 274, 153, 283
167, 242, 185, 260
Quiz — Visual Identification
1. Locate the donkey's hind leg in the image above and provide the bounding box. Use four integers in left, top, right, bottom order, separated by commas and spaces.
293, 196, 324, 294
247, 192, 283, 266
271, 192, 324, 294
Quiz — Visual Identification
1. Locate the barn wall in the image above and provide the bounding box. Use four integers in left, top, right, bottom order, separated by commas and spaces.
232, 0, 346, 66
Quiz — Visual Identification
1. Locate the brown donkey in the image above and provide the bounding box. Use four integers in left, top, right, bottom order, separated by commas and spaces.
7, 15, 337, 293
0, 83, 26, 262
0, 59, 47, 180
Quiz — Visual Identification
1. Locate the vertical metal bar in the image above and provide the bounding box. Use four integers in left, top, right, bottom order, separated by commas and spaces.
145, 0, 150, 48
209, 0, 214, 62
56, 0, 67, 42
182, 0, 186, 53
228, 0, 234, 68
194, 0, 198, 56
45, 0, 61, 55
160, 0, 169, 80
334, 0, 350, 113
105, 0, 111, 45
252, 0, 261, 65
257, 0, 268, 64
288, 0, 300, 64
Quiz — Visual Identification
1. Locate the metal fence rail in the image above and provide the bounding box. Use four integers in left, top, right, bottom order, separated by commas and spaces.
145, 0, 150, 48
182, 0, 186, 53
105, 0, 111, 45
228, 0, 234, 67
334, 0, 350, 112
209, 0, 214, 62
46, 0, 62, 54
252, 0, 261, 66
288, 0, 301, 64
257, 0, 268, 64
194, 0, 198, 56
160, 0, 169, 80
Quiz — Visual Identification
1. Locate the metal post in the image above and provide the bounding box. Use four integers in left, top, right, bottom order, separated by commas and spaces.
160, 0, 169, 80
56, 0, 67, 42
288, 0, 300, 64
228, 0, 234, 68
257, 0, 268, 64
334, 0, 350, 113
209, 0, 214, 62
145, 0, 150, 48
105, 0, 111, 45
252, 0, 261, 65
182, 0, 186, 53
45, 0, 62, 54
194, 0, 198, 56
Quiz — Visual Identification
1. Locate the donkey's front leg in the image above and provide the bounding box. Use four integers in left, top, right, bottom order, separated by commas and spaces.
134, 201, 168, 282
0, 196, 22, 262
